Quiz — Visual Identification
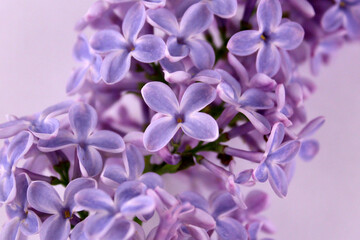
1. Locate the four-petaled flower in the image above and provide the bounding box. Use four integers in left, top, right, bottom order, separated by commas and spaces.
254, 122, 301, 197
227, 0, 304, 77
90, 2, 166, 84
27, 178, 96, 240
147, 3, 215, 70
141, 82, 219, 151
321, 0, 360, 37
38, 103, 125, 177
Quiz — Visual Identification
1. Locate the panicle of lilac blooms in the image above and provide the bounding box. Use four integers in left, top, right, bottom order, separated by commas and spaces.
4, 0, 360, 238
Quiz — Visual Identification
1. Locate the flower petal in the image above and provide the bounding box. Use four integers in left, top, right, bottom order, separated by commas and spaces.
298, 116, 325, 138
7, 131, 34, 165
187, 39, 215, 70
0, 120, 29, 139
120, 195, 155, 216
178, 208, 215, 230
114, 181, 145, 210
272, 22, 304, 50
102, 218, 135, 240
216, 217, 248, 240
237, 108, 271, 134
178, 191, 209, 212
0, 174, 15, 203
75, 188, 114, 212
146, 8, 179, 35
140, 172, 163, 189
182, 112, 219, 142
66, 67, 88, 95
211, 192, 237, 218
124, 144, 144, 180
73, 35, 92, 62
101, 162, 128, 187
166, 36, 190, 60
299, 139, 320, 161
133, 35, 166, 63
239, 88, 274, 109
268, 140, 301, 164
87, 130, 125, 153
29, 118, 60, 140
141, 82, 179, 115
90, 29, 127, 53
37, 130, 76, 152
0, 217, 20, 240
265, 122, 285, 154
64, 178, 97, 211
101, 51, 131, 84
85, 213, 115, 239
20, 210, 41, 236
257, 0, 282, 32
254, 162, 268, 182
227, 30, 262, 56
69, 103, 98, 141
179, 2, 213, 38
244, 190, 269, 214
256, 44, 281, 77
144, 117, 179, 152
122, 2, 146, 42
27, 181, 63, 214
321, 5, 343, 32
268, 163, 288, 197
40, 215, 70, 240
77, 146, 103, 177
208, 0, 237, 18
180, 83, 216, 114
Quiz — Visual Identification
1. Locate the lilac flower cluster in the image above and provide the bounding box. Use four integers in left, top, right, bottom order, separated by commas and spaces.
1, 0, 358, 239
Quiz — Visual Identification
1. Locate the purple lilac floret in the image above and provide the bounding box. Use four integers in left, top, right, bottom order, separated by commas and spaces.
5, 0, 360, 238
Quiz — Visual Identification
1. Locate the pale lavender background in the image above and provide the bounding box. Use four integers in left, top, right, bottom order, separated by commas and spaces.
0, 1, 360, 240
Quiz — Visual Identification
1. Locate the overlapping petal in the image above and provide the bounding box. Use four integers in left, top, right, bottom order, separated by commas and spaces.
141, 82, 179, 115
182, 112, 219, 141
87, 130, 125, 153
27, 181, 63, 214
180, 83, 216, 114
132, 35, 166, 63
77, 146, 103, 177
100, 51, 132, 84
272, 22, 305, 50
179, 3, 213, 38
227, 30, 262, 56
257, 0, 282, 32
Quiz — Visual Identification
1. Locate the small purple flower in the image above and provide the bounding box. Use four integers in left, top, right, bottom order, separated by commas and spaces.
67, 35, 102, 95
321, 0, 360, 37
227, 0, 304, 77
75, 181, 154, 239
102, 144, 163, 189
1, 173, 41, 240
147, 3, 215, 69
27, 178, 96, 240
38, 103, 125, 177
141, 82, 219, 151
254, 122, 301, 197
90, 2, 166, 84
0, 132, 33, 203
217, 69, 274, 134
0, 101, 73, 140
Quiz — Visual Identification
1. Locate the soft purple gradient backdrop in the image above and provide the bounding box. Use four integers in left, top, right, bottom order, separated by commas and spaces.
1, 1, 359, 239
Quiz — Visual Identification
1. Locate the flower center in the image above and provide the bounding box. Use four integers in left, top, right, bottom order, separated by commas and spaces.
175, 114, 184, 123
339, 1, 346, 7
64, 210, 72, 219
